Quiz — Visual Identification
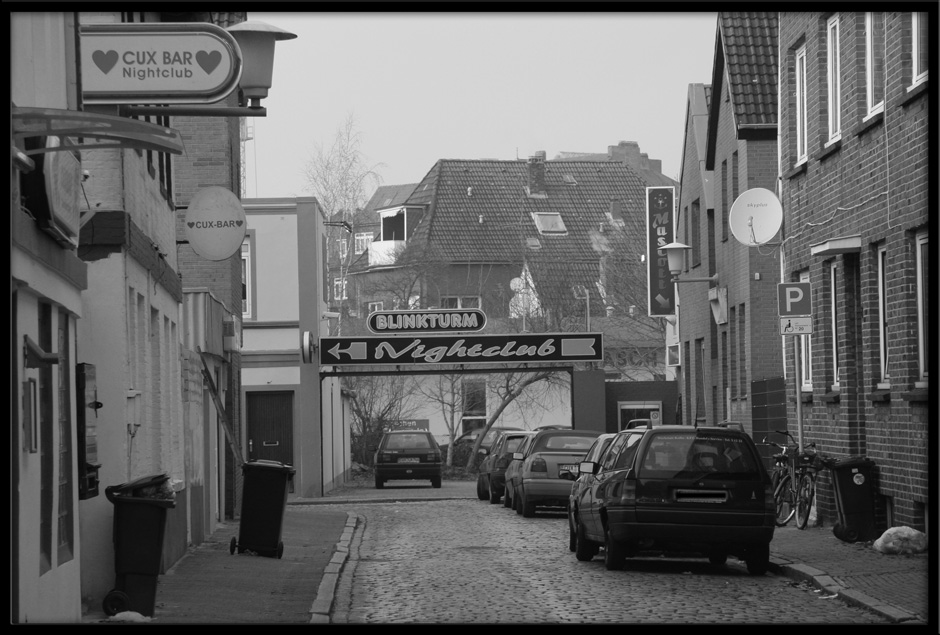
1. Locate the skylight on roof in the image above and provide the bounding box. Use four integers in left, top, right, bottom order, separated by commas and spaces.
531, 211, 567, 236
526, 237, 542, 250
563, 174, 577, 186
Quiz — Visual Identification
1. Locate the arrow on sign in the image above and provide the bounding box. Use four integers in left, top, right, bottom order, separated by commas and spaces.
655, 294, 671, 309
328, 341, 367, 360
561, 338, 598, 357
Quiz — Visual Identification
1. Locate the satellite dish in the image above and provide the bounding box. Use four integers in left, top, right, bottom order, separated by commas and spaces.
509, 277, 524, 292
728, 188, 783, 246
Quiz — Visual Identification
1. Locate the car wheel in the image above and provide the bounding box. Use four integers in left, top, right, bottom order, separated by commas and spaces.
745, 543, 770, 575
476, 475, 488, 500
708, 552, 728, 566
489, 483, 500, 505
604, 527, 627, 570
514, 487, 523, 515
375, 474, 384, 489
568, 511, 578, 552
521, 490, 537, 518
574, 520, 596, 562
431, 475, 442, 489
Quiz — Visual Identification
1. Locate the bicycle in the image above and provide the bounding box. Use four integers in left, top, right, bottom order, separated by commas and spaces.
763, 430, 825, 529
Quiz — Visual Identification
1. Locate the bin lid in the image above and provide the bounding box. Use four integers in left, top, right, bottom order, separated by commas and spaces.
110, 473, 170, 494
833, 456, 875, 469
243, 459, 295, 474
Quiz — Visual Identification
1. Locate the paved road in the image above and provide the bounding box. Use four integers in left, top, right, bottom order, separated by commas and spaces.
326, 499, 890, 624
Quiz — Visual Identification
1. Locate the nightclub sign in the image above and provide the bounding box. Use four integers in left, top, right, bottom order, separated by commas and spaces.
646, 186, 676, 317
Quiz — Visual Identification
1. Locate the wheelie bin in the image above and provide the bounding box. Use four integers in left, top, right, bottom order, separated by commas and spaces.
230, 459, 295, 558
829, 456, 877, 543
102, 473, 176, 617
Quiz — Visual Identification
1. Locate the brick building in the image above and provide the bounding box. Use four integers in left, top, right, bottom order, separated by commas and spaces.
777, 11, 930, 532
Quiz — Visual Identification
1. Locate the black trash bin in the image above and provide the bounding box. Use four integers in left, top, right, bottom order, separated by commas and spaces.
829, 456, 877, 543
102, 473, 176, 617
230, 460, 295, 558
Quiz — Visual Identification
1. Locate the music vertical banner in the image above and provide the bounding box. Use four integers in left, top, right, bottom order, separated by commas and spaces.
646, 186, 676, 317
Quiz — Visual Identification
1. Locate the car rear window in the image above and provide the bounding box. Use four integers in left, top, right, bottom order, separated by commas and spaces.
536, 434, 596, 452
385, 433, 433, 450
504, 436, 527, 454
638, 432, 762, 479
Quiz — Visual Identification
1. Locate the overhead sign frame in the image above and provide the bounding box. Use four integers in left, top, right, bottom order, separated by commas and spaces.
318, 333, 604, 366
80, 22, 242, 105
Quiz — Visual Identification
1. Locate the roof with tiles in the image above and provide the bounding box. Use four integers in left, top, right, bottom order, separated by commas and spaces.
363, 183, 419, 213
717, 12, 778, 127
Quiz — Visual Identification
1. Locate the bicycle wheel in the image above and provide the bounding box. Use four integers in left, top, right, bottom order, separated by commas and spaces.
795, 471, 815, 530
774, 474, 795, 527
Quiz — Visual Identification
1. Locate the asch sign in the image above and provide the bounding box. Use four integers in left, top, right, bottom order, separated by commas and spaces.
80, 22, 242, 104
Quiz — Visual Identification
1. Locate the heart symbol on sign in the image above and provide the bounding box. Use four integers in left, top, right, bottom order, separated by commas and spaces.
236, 220, 243, 227
92, 50, 119, 74
187, 222, 195, 228
195, 50, 222, 74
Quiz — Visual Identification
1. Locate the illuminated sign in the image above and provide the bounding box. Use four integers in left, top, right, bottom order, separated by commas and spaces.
367, 309, 486, 334
80, 22, 241, 104
646, 187, 676, 317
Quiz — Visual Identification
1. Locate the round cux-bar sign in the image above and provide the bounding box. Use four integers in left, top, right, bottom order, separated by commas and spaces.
185, 186, 246, 261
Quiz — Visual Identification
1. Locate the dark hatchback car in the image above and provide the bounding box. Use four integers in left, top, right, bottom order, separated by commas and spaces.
573, 425, 775, 574
373, 430, 443, 489
477, 430, 535, 504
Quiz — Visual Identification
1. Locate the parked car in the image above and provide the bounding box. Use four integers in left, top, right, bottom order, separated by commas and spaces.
503, 433, 537, 512
563, 432, 620, 551
573, 425, 775, 574
514, 429, 602, 518
372, 430, 443, 489
477, 430, 535, 504
621, 418, 652, 430
444, 426, 523, 454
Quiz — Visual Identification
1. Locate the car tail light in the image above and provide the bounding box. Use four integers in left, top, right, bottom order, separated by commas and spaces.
427, 452, 440, 462
619, 478, 636, 505
530, 457, 547, 473
379, 453, 392, 463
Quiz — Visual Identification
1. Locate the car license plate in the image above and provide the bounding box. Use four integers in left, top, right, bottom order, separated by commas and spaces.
559, 464, 577, 475
398, 457, 419, 463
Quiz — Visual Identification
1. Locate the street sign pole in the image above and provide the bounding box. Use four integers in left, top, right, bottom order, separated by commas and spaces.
794, 336, 803, 453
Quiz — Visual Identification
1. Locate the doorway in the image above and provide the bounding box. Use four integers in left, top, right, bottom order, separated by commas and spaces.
617, 401, 663, 430
246, 391, 295, 469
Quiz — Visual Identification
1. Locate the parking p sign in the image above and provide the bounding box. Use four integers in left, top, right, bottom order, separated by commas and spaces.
777, 282, 812, 316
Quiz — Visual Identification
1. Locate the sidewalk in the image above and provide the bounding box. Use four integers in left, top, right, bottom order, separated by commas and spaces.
82, 479, 932, 625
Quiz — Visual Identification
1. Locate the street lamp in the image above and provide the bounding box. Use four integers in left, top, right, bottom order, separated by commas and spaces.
661, 242, 718, 284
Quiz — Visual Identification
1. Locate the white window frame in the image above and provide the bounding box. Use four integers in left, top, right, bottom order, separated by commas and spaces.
877, 245, 890, 386
915, 232, 928, 384
795, 44, 808, 164
440, 295, 481, 309
531, 211, 568, 236
826, 15, 842, 143
333, 276, 347, 301
354, 232, 372, 254
367, 301, 383, 315
829, 261, 840, 390
337, 238, 348, 261
865, 12, 885, 117
799, 270, 813, 390
241, 239, 252, 319
912, 12, 929, 87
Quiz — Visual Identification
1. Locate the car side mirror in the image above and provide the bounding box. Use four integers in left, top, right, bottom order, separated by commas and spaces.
479, 448, 488, 456
512, 452, 524, 460
578, 461, 598, 475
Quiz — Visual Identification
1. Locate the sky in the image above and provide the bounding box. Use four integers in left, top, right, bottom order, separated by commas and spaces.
243, 11, 719, 202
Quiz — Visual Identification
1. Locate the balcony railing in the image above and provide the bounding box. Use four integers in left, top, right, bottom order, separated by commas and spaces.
369, 239, 406, 267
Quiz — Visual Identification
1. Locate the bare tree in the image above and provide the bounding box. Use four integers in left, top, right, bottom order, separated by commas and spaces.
414, 373, 463, 466
341, 373, 421, 466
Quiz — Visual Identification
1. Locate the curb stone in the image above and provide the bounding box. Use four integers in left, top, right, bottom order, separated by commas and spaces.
308, 512, 359, 623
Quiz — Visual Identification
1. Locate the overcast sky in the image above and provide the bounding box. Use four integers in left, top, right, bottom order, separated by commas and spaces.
244, 11, 719, 201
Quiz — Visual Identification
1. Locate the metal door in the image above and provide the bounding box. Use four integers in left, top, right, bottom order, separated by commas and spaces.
246, 391, 294, 466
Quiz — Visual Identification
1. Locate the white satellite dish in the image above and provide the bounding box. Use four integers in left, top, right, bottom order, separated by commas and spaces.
509, 277, 524, 292
728, 188, 783, 246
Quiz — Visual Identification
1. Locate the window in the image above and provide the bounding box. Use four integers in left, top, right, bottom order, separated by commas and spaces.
691, 199, 701, 267
241, 239, 252, 318
721, 159, 729, 241
737, 304, 746, 393
39, 302, 53, 574
462, 378, 486, 417
367, 301, 383, 314
826, 15, 842, 142
795, 44, 808, 163
337, 238, 348, 261
800, 271, 813, 390
876, 246, 889, 384
333, 277, 347, 301
531, 211, 567, 235
829, 261, 840, 389
865, 12, 885, 116
912, 12, 929, 86
56, 308, 73, 564
441, 296, 480, 309
354, 232, 372, 254
915, 232, 928, 382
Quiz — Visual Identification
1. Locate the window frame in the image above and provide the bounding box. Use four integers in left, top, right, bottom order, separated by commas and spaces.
531, 211, 568, 236
865, 12, 886, 117
354, 232, 372, 255
337, 237, 348, 261
829, 261, 840, 390
912, 12, 929, 87
915, 232, 928, 383
876, 245, 889, 385
826, 15, 842, 143
795, 43, 809, 164
367, 301, 383, 315
799, 270, 813, 390
333, 276, 347, 301
440, 295, 481, 310
241, 237, 253, 319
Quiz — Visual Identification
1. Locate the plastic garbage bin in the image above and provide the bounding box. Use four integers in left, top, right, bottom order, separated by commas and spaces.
829, 456, 877, 543
102, 473, 176, 617
230, 460, 295, 558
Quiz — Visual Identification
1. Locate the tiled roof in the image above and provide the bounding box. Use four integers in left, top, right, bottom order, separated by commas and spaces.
717, 12, 778, 127
363, 183, 418, 213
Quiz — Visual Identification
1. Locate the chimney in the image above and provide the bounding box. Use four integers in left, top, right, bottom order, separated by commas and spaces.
526, 152, 547, 198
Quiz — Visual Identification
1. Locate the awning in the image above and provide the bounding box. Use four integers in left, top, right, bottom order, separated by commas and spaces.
12, 106, 185, 156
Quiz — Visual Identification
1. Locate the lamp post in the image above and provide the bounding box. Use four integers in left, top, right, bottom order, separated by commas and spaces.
660, 242, 718, 284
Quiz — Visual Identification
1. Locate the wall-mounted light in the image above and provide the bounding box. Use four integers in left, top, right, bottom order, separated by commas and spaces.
660, 242, 718, 284
322, 312, 340, 320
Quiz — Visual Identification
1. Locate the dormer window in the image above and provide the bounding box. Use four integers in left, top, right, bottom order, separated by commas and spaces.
531, 211, 567, 236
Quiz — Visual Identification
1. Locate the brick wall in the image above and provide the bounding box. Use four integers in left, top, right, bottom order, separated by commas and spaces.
778, 12, 929, 531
